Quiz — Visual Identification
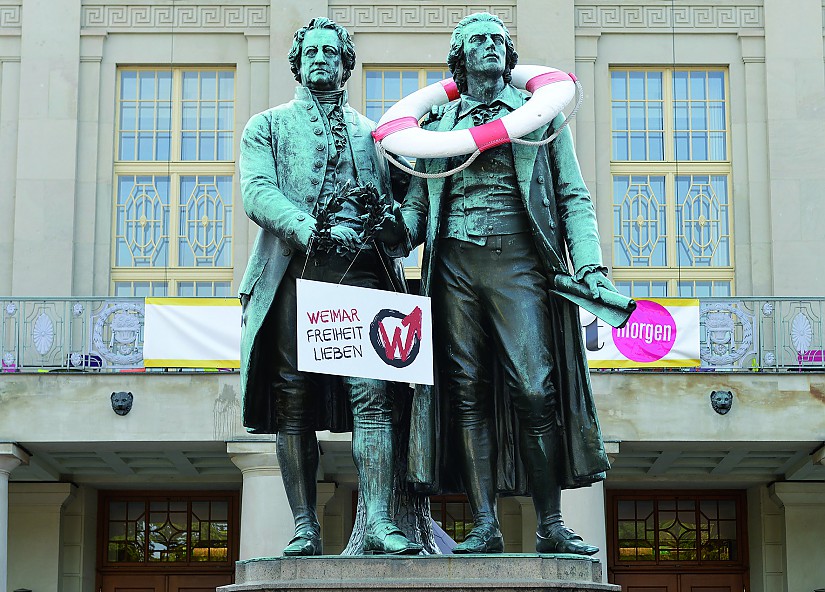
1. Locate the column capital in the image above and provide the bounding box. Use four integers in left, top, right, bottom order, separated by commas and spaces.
9, 482, 75, 509
769, 482, 825, 507
227, 441, 281, 476
0, 443, 29, 476
604, 441, 620, 465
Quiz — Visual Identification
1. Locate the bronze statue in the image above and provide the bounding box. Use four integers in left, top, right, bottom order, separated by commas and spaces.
398, 12, 618, 555
237, 17, 420, 556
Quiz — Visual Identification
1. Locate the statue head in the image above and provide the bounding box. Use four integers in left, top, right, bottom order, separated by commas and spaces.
111, 391, 134, 416
710, 390, 733, 415
288, 17, 355, 89
447, 12, 518, 94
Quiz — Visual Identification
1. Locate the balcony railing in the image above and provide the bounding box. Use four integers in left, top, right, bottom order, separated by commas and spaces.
1, 297, 824, 373
1, 298, 145, 372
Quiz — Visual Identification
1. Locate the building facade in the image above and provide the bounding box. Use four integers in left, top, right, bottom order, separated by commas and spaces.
1, 1, 825, 591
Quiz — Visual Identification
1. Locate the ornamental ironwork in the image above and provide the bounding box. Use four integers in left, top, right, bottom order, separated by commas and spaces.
0, 296, 822, 372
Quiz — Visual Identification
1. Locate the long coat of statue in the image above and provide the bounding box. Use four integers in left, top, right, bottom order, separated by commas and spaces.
237, 87, 406, 434
402, 103, 612, 494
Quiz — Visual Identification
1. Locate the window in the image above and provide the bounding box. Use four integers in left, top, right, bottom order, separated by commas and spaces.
364, 68, 450, 279
608, 491, 747, 567
610, 69, 733, 298
112, 68, 235, 297
101, 491, 238, 567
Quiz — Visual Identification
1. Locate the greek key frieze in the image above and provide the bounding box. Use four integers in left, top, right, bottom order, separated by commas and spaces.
575, 4, 763, 30
0, 4, 21, 30
81, 4, 269, 31
328, 3, 516, 32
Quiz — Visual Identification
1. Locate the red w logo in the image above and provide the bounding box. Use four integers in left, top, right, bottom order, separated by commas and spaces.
369, 307, 423, 368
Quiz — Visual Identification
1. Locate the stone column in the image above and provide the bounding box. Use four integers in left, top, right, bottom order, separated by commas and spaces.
12, 0, 82, 296
516, 0, 575, 72
317, 482, 336, 533
0, 443, 29, 592
0, 57, 21, 294
244, 32, 272, 257
228, 441, 295, 559
8, 483, 75, 592
769, 482, 825, 592
561, 482, 607, 580
738, 31, 770, 295
74, 30, 107, 295
763, 0, 825, 295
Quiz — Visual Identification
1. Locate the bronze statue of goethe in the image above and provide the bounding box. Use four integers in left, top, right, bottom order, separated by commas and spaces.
237, 17, 420, 556
400, 12, 619, 555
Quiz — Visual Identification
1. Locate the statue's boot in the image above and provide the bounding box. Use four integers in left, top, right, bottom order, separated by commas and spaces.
277, 432, 323, 556
351, 380, 422, 555
452, 424, 504, 554
522, 430, 598, 556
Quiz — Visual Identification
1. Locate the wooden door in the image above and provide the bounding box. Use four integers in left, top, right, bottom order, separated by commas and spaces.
611, 573, 745, 592
613, 573, 678, 592
101, 574, 166, 592
680, 573, 745, 592
101, 573, 232, 592
168, 573, 234, 592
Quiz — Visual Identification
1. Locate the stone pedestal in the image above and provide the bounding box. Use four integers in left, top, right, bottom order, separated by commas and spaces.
219, 555, 620, 592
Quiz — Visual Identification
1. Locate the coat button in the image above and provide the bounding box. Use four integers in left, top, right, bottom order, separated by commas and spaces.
305, 195, 313, 202
310, 115, 319, 122
314, 128, 323, 135
316, 144, 324, 152
311, 178, 320, 185
306, 104, 313, 110
282, 247, 292, 256
297, 214, 306, 221
537, 175, 545, 184
313, 160, 323, 169
542, 198, 551, 207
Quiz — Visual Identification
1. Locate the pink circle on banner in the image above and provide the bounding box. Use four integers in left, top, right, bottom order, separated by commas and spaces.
612, 300, 677, 363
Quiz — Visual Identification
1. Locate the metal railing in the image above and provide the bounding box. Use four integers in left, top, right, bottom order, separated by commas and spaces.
1, 298, 145, 372
1, 297, 824, 373
698, 297, 825, 372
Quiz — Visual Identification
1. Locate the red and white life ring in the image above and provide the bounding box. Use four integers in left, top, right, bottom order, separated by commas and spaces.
372, 65, 577, 159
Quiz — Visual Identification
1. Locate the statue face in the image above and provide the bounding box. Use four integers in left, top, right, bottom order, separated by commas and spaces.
111, 391, 134, 416
710, 390, 733, 415
462, 20, 506, 81
300, 28, 344, 91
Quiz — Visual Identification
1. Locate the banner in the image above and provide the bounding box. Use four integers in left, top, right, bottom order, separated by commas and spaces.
581, 298, 700, 368
144, 298, 241, 368
296, 279, 434, 385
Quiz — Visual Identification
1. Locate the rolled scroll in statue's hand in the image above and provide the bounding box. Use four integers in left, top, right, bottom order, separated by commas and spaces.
551, 273, 637, 329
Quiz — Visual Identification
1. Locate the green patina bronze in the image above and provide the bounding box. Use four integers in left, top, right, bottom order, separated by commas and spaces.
400, 12, 629, 555
237, 17, 421, 556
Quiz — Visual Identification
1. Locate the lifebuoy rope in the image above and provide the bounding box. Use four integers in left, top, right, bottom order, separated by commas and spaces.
377, 78, 583, 180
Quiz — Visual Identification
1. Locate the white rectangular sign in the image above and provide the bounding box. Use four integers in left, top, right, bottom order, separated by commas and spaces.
581, 298, 700, 368
144, 298, 241, 368
296, 279, 434, 385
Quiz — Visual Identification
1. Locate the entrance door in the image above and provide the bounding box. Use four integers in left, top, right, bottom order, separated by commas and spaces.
101, 574, 232, 592
613, 573, 678, 592
681, 573, 745, 592
100, 574, 166, 592
168, 574, 234, 592
612, 573, 745, 592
